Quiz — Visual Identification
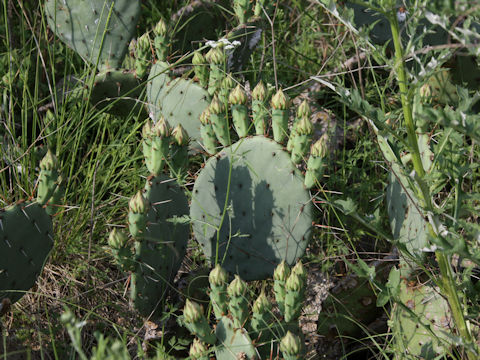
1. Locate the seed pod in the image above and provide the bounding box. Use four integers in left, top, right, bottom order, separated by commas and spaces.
192, 51, 209, 88
271, 89, 289, 143
183, 300, 216, 344
280, 331, 302, 359
128, 191, 149, 238
199, 108, 217, 155
209, 95, 230, 146
273, 260, 290, 315
252, 81, 269, 135
304, 135, 328, 189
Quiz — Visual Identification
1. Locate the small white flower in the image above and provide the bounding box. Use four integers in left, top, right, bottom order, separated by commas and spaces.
225, 45, 235, 50
206, 40, 217, 48
421, 245, 438, 252
231, 40, 241, 47
218, 38, 231, 45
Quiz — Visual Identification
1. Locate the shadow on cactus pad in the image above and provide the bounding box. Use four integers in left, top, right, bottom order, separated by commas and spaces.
190, 137, 313, 281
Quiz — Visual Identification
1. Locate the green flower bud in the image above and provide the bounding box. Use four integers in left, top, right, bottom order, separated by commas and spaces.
193, 51, 206, 66
205, 46, 224, 65
209, 95, 224, 115
153, 117, 170, 137
252, 81, 267, 101
108, 229, 128, 249
311, 135, 327, 158
222, 73, 235, 90
273, 260, 291, 281
189, 338, 209, 359
199, 108, 211, 125
280, 331, 302, 356
137, 33, 150, 53
142, 119, 153, 139
129, 191, 148, 214
172, 124, 189, 146
229, 84, 247, 105
296, 100, 311, 119
296, 116, 313, 136
227, 275, 247, 297
252, 291, 271, 314
153, 18, 167, 36
286, 272, 303, 292
183, 299, 203, 323
209, 264, 228, 287
271, 88, 289, 110
291, 260, 307, 280
40, 149, 57, 171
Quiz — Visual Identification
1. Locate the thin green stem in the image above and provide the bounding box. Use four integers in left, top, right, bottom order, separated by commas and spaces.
388, 8, 476, 359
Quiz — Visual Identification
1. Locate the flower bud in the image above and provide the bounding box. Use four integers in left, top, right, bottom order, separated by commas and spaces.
296, 100, 311, 119
280, 331, 302, 356
222, 73, 235, 90
291, 260, 307, 280
199, 108, 211, 125
252, 291, 271, 314
205, 46, 224, 65
296, 116, 313, 136
108, 229, 128, 249
40, 150, 57, 171
153, 18, 167, 36
189, 338, 208, 359
209, 264, 228, 287
152, 117, 170, 137
129, 191, 148, 214
172, 124, 189, 146
142, 119, 153, 139
227, 275, 247, 297
183, 299, 203, 323
311, 135, 327, 158
274, 260, 291, 281
229, 84, 247, 105
252, 81, 267, 101
286, 272, 303, 292
271, 88, 289, 110
192, 51, 206, 66
137, 33, 150, 52
209, 95, 224, 115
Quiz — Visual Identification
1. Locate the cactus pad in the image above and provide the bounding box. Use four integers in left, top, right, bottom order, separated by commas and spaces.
147, 62, 209, 151
215, 316, 259, 360
0, 203, 54, 304
130, 175, 189, 317
386, 172, 428, 262
89, 69, 143, 116
190, 136, 312, 280
45, 0, 140, 70
392, 281, 452, 358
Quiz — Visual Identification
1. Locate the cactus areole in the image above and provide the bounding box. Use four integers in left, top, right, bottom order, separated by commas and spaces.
190, 136, 312, 280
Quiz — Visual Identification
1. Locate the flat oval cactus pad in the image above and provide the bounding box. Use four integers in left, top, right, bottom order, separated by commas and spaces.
190, 136, 312, 280
0, 202, 54, 304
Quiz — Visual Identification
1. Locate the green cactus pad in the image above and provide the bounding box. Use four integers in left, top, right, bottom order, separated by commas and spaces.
190, 136, 312, 280
147, 62, 209, 151
130, 175, 189, 318
0, 203, 54, 304
386, 171, 429, 262
215, 316, 259, 360
392, 281, 452, 358
89, 69, 143, 117
45, 0, 140, 70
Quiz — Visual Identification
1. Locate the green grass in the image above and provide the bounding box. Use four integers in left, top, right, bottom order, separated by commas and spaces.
1, 0, 480, 359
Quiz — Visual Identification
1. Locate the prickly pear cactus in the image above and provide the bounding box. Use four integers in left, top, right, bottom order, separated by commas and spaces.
183, 263, 307, 359
45, 0, 141, 70
215, 316, 259, 360
391, 280, 452, 359
147, 62, 209, 151
89, 69, 143, 117
132, 176, 189, 317
386, 171, 429, 263
190, 137, 312, 280
0, 202, 54, 304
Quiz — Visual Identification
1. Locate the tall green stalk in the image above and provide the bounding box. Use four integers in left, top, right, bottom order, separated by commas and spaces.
387, 7, 476, 359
